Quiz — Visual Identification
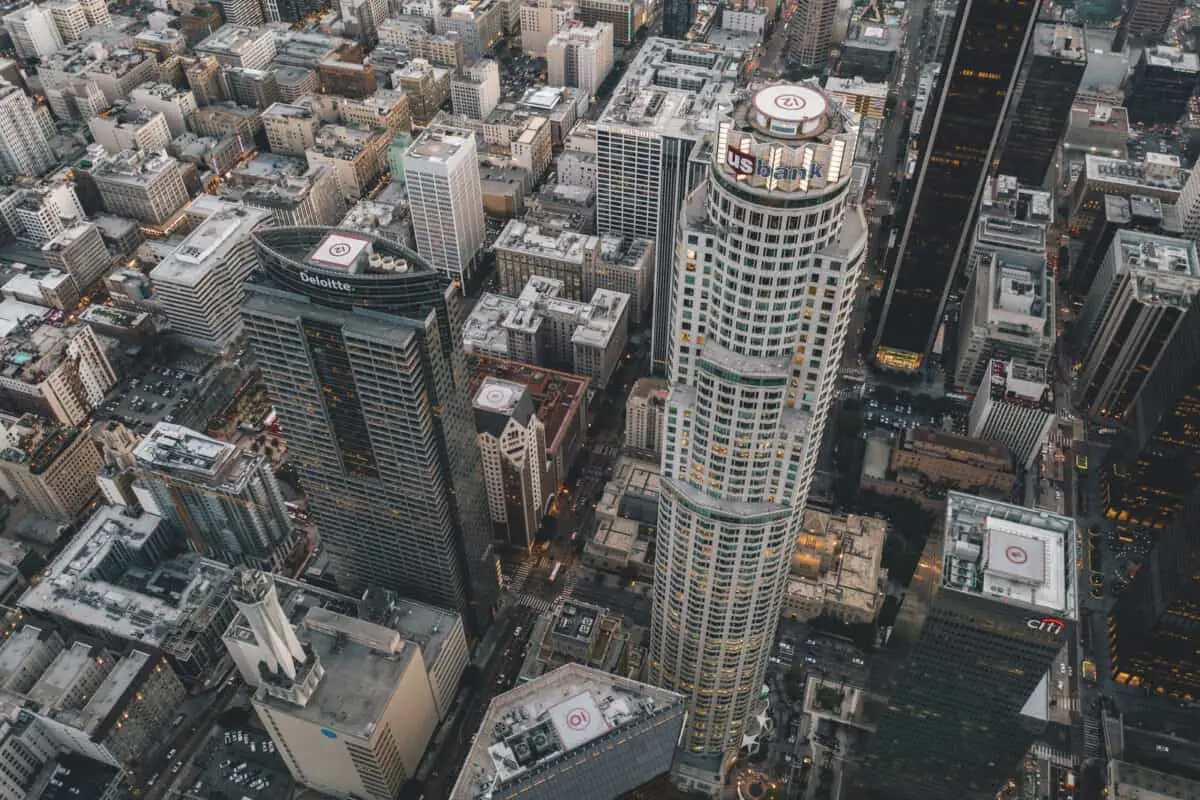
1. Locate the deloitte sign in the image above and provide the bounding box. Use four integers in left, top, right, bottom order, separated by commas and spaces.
300, 271, 354, 292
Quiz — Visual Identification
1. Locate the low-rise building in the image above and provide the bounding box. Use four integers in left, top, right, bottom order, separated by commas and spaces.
225, 153, 347, 227
517, 600, 644, 683
262, 101, 319, 156
588, 235, 651, 325
451, 58, 501, 120
583, 456, 659, 575
306, 124, 389, 200
1, 270, 80, 312
783, 509, 887, 624
823, 75, 888, 119
860, 429, 1017, 512
391, 58, 451, 122
194, 24, 277, 69
494, 218, 598, 299
41, 222, 110, 289
90, 149, 190, 230
86, 104, 172, 154
624, 377, 667, 453
0, 415, 101, 522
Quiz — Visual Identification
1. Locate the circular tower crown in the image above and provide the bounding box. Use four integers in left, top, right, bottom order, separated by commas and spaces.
749, 84, 830, 139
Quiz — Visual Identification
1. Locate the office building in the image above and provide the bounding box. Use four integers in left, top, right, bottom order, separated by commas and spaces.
1115, 0, 1174, 48
87, 104, 171, 155
435, 0, 503, 58
243, 227, 498, 624
5, 179, 85, 246
451, 59, 501, 120
587, 235, 652, 326
463, 277, 629, 388
997, 25, 1085, 187
451, 663, 686, 800
0, 83, 55, 180
1076, 231, 1200, 421
1062, 102, 1129, 160
229, 154, 347, 227
624, 377, 667, 453
41, 223, 107, 292
578, 0, 639, 45
0, 417, 101, 523
650, 83, 865, 788
1072, 194, 1170, 297
91, 150, 189, 229
47, 0, 110, 41
823, 76, 888, 120
3, 5, 62, 62
854, 493, 1077, 800
1125, 47, 1199, 126
194, 25, 277, 70
18, 505, 236, 682
306, 123, 389, 201
954, 247, 1055, 389
133, 423, 296, 571
861, 428, 1015, 510
584, 456, 659, 575
392, 59, 452, 122
317, 44, 377, 99
783, 509, 887, 624
788, 0, 836, 70
473, 378, 549, 552
662, 0, 693, 37
968, 359, 1055, 469
519, 0, 577, 57
3, 269, 79, 311
494, 218, 598, 299
964, 175, 1052, 282
1067, 154, 1186, 242
517, 600, 644, 683
837, 19, 902, 82
547, 21, 613, 97
220, 0, 266, 23
149, 206, 269, 351
262, 101, 318, 155
241, 578, 440, 800
224, 573, 468, 720
0, 321, 116, 427
1174, 151, 1200, 241
404, 126, 486, 287
596, 38, 739, 371
873, 0, 1039, 372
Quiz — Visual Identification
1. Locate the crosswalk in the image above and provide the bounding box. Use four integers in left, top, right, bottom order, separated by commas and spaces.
1082, 713, 1102, 760
552, 572, 579, 613
516, 594, 552, 613
509, 557, 536, 595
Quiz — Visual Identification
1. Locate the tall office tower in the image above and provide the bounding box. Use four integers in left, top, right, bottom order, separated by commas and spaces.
0, 82, 55, 179
855, 492, 1077, 800
133, 422, 298, 571
787, 0, 836, 70
243, 227, 498, 627
1124, 47, 1200, 126
1072, 194, 1170, 297
2, 5, 62, 62
1075, 230, 1200, 421
450, 58, 501, 120
472, 378, 549, 553
1066, 154, 1185, 243
578, 0, 638, 46
547, 21, 614, 97
968, 358, 1055, 469
596, 38, 739, 373
403, 126, 486, 288
954, 247, 1055, 390
873, 0, 1039, 373
1175, 152, 1200, 240
1114, 0, 1175, 51
1109, 488, 1200, 699
662, 0, 694, 38
650, 84, 865, 791
997, 24, 1086, 188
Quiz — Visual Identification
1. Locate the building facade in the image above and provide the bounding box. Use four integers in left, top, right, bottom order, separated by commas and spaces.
968, 359, 1055, 469
473, 378, 549, 552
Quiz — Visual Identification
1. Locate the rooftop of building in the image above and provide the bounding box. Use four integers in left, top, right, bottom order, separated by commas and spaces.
597, 37, 740, 140
843, 20, 902, 51
823, 75, 889, 98
133, 421, 266, 491
982, 357, 1053, 409
1031, 22, 1085, 60
148, 207, 268, 287
982, 247, 1050, 326
901, 428, 1015, 466
942, 491, 1076, 616
86, 148, 179, 181
467, 355, 588, 454
465, 278, 628, 351
1142, 45, 1200, 71
1111, 229, 1200, 305
254, 607, 417, 739
30, 753, 121, 800
788, 508, 886, 617
493, 219, 597, 263
981, 174, 1052, 225
53, 649, 158, 737
407, 125, 473, 162
78, 304, 148, 330
0, 415, 87, 473
18, 505, 232, 646
595, 456, 661, 521
93, 101, 163, 128
195, 24, 273, 56
1084, 153, 1187, 192
1068, 101, 1129, 134
40, 33, 152, 78
453, 663, 685, 800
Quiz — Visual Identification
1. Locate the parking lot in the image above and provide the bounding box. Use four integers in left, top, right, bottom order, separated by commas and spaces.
97, 354, 247, 436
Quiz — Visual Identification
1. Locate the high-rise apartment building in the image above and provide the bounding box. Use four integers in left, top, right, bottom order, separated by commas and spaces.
0, 82, 55, 179
856, 493, 1076, 800
404, 126, 486, 288
1076, 230, 1200, 421
873, 0, 1039, 372
149, 206, 270, 351
3, 5, 62, 62
243, 227, 498, 626
133, 423, 297, 571
968, 359, 1055, 469
547, 21, 613, 97
473, 378, 549, 552
997, 24, 1085, 188
596, 38, 739, 372
650, 84, 866, 790
450, 59, 501, 120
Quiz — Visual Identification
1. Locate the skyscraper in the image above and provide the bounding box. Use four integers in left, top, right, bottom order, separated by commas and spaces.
996, 24, 1086, 188
595, 38, 739, 373
661, 0, 694, 38
855, 492, 1077, 800
650, 83, 865, 789
787, 0, 836, 71
873, 0, 1039, 372
0, 81, 55, 179
968, 358, 1055, 469
242, 227, 498, 627
133, 422, 298, 571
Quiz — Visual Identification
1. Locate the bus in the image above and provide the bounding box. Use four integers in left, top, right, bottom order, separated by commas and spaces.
548, 561, 563, 584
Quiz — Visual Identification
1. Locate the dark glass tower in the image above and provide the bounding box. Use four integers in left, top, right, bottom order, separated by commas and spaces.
662, 0, 696, 39
997, 24, 1086, 188
873, 0, 1040, 372
242, 227, 498, 628
853, 493, 1077, 800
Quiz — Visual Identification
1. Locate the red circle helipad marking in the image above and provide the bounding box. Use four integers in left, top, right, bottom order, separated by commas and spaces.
328, 242, 353, 257
773, 94, 806, 111
565, 709, 590, 730
1005, 545, 1028, 565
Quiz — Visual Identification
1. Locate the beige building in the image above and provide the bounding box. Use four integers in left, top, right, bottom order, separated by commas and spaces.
519, 0, 577, 56
451, 58, 501, 120
494, 218, 599, 298
87, 104, 172, 154
483, 106, 553, 185
42, 222, 111, 289
306, 124, 389, 200
0, 416, 102, 521
861, 429, 1017, 512
262, 101, 319, 156
588, 235, 651, 324
90, 149, 189, 228
582, 456, 658, 576
391, 59, 451, 122
0, 324, 117, 427
783, 509, 887, 624
547, 21, 613, 96
624, 377, 667, 453
823, 75, 888, 120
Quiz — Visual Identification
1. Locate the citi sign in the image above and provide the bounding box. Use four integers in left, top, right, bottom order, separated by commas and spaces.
726, 145, 823, 181
1026, 617, 1066, 636
300, 271, 354, 292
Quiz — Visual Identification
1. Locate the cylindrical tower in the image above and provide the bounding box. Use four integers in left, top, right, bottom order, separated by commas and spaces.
232, 569, 307, 679
649, 83, 867, 771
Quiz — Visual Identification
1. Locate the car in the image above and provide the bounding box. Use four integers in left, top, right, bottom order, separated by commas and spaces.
1090, 573, 1104, 588
166, 748, 177, 760
171, 761, 184, 774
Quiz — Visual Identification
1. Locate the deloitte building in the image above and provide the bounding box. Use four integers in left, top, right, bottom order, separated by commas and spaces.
244, 227, 498, 628
649, 83, 867, 791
